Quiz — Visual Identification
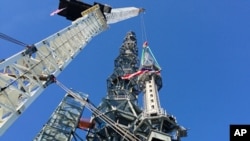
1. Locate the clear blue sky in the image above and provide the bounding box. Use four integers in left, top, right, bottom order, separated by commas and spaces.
1, 0, 250, 141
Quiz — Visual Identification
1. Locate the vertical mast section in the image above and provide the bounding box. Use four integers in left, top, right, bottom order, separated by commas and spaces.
139, 42, 162, 116
143, 76, 162, 116
133, 42, 187, 141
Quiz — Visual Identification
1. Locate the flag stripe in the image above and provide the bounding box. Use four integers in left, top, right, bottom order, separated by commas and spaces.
50, 7, 66, 16
121, 70, 160, 79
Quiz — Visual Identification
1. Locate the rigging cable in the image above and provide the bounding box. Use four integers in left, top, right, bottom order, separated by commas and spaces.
0, 32, 29, 47
56, 80, 136, 141
55, 80, 141, 141
56, 80, 139, 141
140, 12, 148, 43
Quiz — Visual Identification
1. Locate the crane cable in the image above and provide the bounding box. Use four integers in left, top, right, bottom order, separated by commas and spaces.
140, 12, 148, 43
56, 80, 139, 141
0, 32, 29, 47
55, 80, 141, 141
56, 80, 140, 141
85, 101, 138, 141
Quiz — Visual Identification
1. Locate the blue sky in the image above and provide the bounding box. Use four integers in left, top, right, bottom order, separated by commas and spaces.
1, 0, 250, 141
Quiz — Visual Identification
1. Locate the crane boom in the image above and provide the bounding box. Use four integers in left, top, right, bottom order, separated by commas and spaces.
0, 5, 107, 135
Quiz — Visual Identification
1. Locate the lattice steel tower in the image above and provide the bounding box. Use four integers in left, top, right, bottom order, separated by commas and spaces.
86, 32, 187, 141
86, 31, 141, 141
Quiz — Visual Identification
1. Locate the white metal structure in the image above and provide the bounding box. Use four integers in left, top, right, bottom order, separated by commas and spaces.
0, 4, 143, 135
143, 76, 162, 115
105, 7, 144, 24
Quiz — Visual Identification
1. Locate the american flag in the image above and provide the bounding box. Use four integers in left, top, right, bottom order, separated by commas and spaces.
121, 70, 160, 80
50, 7, 66, 16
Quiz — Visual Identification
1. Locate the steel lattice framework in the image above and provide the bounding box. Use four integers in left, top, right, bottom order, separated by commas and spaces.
34, 92, 88, 141
86, 32, 187, 141
86, 31, 142, 141
0, 5, 107, 135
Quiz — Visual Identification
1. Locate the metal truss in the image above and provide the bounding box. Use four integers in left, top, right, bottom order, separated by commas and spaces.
0, 5, 107, 135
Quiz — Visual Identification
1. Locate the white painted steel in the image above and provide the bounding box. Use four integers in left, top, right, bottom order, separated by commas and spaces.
106, 7, 143, 24
144, 77, 162, 116
0, 5, 107, 135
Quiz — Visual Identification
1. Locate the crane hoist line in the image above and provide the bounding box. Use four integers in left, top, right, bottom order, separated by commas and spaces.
0, 1, 143, 136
